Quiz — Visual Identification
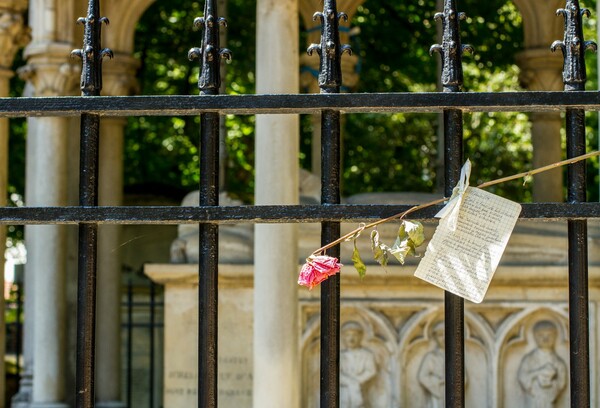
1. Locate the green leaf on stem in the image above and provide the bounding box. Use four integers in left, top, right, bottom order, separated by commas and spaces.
390, 220, 425, 264
371, 229, 389, 268
351, 239, 367, 279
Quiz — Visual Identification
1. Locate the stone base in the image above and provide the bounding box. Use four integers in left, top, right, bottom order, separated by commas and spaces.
147, 260, 600, 408
11, 375, 32, 408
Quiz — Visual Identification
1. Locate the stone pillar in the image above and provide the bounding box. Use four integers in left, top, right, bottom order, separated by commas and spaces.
254, 1, 300, 407
95, 118, 125, 408
517, 50, 564, 202
0, 2, 29, 407
95, 53, 138, 408
20, 45, 79, 408
513, 0, 565, 202
12, 111, 38, 407
0, 68, 11, 408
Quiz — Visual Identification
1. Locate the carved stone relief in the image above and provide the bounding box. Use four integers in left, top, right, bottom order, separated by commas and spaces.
302, 306, 397, 407
399, 308, 491, 408
301, 302, 579, 408
499, 308, 570, 408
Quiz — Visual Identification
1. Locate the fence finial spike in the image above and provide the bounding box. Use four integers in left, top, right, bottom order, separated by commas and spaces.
190, 0, 230, 95
307, 0, 351, 93
430, 0, 472, 92
72, 0, 111, 96
553, 0, 597, 91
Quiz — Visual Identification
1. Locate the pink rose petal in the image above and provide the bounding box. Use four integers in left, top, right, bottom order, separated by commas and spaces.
298, 255, 343, 289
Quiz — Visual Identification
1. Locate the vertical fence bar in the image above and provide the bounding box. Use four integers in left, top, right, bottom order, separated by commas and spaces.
188, 2, 230, 406
308, 2, 351, 406
430, 1, 472, 406
320, 105, 341, 408
126, 280, 133, 408
551, 2, 596, 406
149, 282, 156, 408
15, 271, 22, 376
442, 112, 464, 408
71, 1, 113, 407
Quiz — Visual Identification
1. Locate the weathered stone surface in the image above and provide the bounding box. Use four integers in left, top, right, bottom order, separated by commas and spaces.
156, 192, 600, 407
146, 265, 253, 407
147, 259, 600, 408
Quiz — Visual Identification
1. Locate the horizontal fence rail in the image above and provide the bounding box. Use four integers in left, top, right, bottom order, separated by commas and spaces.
0, 91, 600, 116
0, 203, 599, 224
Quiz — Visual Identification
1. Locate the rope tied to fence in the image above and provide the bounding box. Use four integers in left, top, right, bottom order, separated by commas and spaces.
310, 149, 600, 256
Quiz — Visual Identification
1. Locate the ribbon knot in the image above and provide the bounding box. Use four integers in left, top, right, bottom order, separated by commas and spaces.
435, 159, 471, 231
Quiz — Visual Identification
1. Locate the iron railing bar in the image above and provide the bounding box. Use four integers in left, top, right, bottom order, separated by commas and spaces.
444, 109, 465, 408
191, 0, 226, 405
567, 108, 590, 407
126, 279, 133, 408
120, 323, 165, 329
1, 202, 600, 224
72, 0, 110, 405
1, 91, 600, 116
320, 110, 341, 408
149, 281, 156, 408
198, 111, 220, 408
431, 1, 468, 405
314, 1, 345, 406
76, 113, 100, 408
552, 2, 592, 406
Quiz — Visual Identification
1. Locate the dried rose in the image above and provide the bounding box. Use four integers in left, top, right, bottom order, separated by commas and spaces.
297, 255, 343, 289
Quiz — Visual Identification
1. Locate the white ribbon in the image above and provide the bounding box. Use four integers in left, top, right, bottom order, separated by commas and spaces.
435, 159, 471, 231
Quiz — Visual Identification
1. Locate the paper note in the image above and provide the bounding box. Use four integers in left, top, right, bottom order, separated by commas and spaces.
414, 187, 521, 303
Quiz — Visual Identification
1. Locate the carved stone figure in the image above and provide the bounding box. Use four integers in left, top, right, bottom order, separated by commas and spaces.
340, 321, 377, 408
517, 320, 567, 408
418, 321, 445, 408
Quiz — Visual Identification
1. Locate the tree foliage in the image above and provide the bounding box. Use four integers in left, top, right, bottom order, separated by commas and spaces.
114, 0, 598, 202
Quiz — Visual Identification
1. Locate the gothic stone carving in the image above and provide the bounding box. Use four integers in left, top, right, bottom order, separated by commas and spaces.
301, 303, 575, 408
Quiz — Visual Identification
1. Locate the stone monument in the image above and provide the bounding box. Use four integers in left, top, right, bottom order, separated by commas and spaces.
146, 189, 600, 407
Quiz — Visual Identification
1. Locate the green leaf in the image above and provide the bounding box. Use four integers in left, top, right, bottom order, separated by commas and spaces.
389, 244, 411, 264
390, 220, 426, 264
351, 240, 367, 279
404, 220, 425, 248
370, 229, 389, 268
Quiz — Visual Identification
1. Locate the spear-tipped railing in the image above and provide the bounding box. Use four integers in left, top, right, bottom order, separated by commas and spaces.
430, 0, 472, 406
308, 1, 351, 406
552, 1, 596, 407
188, 0, 230, 406
71, 0, 112, 406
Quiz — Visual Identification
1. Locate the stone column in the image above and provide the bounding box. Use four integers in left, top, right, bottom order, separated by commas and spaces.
517, 50, 564, 202
0, 68, 11, 408
12, 113, 35, 408
0, 2, 28, 407
95, 53, 138, 408
95, 118, 125, 408
513, 0, 565, 202
254, 1, 300, 407
20, 45, 79, 408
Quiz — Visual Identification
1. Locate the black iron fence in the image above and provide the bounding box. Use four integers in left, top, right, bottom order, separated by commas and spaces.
2, 0, 600, 407
122, 278, 164, 408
